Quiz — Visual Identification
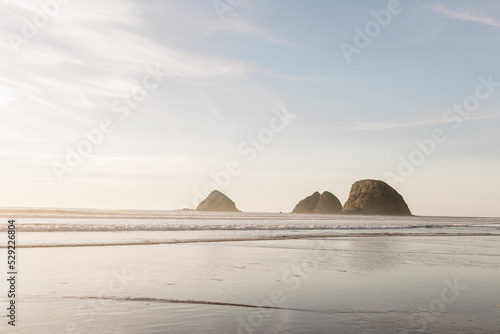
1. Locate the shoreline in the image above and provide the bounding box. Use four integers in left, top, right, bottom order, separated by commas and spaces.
2, 231, 499, 248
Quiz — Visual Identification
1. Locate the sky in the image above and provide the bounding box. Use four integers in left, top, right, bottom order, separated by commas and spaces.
1, 0, 499, 217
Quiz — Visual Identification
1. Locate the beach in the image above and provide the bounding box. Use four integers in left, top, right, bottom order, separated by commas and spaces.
1, 211, 499, 333
4, 0, 500, 333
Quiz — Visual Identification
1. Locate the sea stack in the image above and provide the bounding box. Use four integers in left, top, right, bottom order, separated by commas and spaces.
196, 190, 241, 212
341, 179, 411, 216
292, 191, 342, 214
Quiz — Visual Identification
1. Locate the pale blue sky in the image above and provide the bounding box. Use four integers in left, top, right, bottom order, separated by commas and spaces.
1, 0, 499, 216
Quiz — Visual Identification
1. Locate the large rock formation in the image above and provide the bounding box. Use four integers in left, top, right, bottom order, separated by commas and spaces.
196, 190, 240, 212
293, 191, 320, 213
341, 179, 411, 216
314, 191, 343, 214
292, 191, 342, 214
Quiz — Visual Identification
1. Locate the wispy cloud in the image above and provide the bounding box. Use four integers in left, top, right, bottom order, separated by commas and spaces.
432, 5, 500, 29
146, 1, 293, 46
0, 0, 247, 139
1, 0, 294, 189
352, 114, 500, 131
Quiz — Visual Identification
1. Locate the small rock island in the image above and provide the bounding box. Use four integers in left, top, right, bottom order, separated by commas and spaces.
341, 179, 411, 216
196, 190, 241, 212
292, 191, 342, 214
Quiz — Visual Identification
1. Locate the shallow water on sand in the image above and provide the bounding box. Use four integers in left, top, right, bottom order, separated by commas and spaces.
1, 211, 499, 333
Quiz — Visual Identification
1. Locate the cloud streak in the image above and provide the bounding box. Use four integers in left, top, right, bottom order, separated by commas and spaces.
352, 114, 500, 131
432, 5, 500, 29
0, 0, 247, 140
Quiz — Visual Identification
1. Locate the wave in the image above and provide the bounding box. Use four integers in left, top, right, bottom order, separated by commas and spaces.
3, 232, 499, 248
3, 213, 500, 232
4, 221, 497, 232
2, 211, 499, 248
62, 296, 314, 312
15, 295, 492, 315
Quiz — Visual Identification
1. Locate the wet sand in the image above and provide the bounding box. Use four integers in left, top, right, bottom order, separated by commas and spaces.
2, 232, 500, 333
